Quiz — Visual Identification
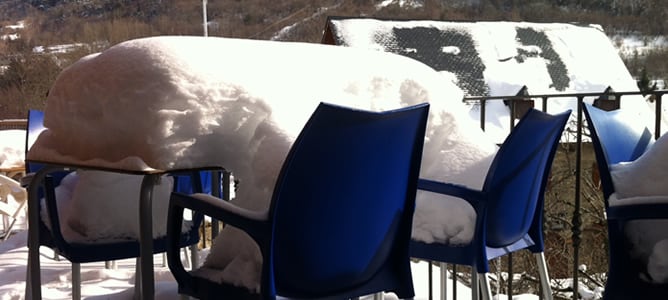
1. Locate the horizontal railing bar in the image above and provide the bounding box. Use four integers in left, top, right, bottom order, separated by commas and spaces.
462, 89, 668, 102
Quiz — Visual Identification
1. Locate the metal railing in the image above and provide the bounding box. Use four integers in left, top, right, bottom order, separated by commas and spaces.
456, 88, 668, 300
0, 119, 27, 130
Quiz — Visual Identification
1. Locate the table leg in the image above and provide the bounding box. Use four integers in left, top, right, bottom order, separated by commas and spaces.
26, 168, 50, 300
139, 174, 159, 299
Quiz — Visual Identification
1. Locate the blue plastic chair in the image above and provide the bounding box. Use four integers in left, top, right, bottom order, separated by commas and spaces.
410, 108, 570, 300
24, 110, 207, 299
166, 102, 429, 300
583, 103, 668, 299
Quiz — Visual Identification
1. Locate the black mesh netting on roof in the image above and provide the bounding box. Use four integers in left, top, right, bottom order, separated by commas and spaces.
373, 26, 490, 97
515, 27, 570, 91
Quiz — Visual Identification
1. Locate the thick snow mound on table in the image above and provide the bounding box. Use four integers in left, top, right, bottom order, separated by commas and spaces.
30, 36, 499, 289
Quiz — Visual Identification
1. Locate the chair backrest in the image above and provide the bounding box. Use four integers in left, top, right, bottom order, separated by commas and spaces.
25, 110, 46, 174
482, 108, 570, 248
25, 110, 70, 186
583, 103, 654, 202
269, 102, 429, 298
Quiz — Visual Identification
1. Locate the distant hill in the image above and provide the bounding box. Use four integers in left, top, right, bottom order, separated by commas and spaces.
0, 0, 666, 119
1, 0, 667, 41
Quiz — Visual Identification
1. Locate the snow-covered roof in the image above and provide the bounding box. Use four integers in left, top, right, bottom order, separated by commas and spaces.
322, 17, 653, 139
323, 17, 635, 97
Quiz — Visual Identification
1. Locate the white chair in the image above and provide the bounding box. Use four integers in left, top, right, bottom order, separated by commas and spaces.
0, 174, 27, 240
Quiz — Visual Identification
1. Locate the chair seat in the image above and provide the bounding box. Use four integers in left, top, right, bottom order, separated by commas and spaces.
38, 220, 201, 263
411, 234, 535, 265
607, 193, 668, 219
608, 193, 668, 206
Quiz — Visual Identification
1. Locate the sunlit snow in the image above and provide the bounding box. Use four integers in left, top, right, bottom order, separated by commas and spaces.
26, 35, 499, 293
0, 18, 664, 298
326, 19, 656, 139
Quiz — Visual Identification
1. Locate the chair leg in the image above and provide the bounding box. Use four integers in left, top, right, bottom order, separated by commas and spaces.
535, 252, 553, 300
1, 222, 9, 241
2, 219, 16, 241
478, 272, 493, 300
190, 244, 199, 269
72, 263, 81, 300
440, 262, 447, 300
2, 213, 7, 235
25, 257, 32, 299
105, 260, 117, 269
182, 247, 191, 269
471, 271, 479, 300
2, 200, 27, 241
134, 257, 141, 300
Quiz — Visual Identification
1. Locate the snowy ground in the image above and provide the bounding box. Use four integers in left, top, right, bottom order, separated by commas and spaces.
0, 215, 544, 300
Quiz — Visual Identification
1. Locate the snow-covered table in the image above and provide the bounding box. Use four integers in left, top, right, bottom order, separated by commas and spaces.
27, 36, 499, 298
23, 160, 222, 299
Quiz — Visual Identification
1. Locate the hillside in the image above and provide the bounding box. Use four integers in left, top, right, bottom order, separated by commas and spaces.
2, 0, 667, 42
0, 0, 667, 118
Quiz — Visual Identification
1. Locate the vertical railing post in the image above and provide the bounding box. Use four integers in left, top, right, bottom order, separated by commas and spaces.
480, 99, 486, 131
540, 95, 550, 300
571, 96, 584, 300
441, 263, 448, 300
655, 92, 663, 139
428, 262, 433, 300
211, 171, 225, 239
453, 264, 458, 300
507, 254, 513, 300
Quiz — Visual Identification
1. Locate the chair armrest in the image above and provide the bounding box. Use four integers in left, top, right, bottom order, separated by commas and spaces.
0, 174, 25, 195
607, 193, 668, 220
166, 192, 271, 288
19, 172, 34, 188
417, 178, 485, 210
169, 192, 270, 242
190, 193, 268, 221
607, 203, 668, 220
0, 174, 20, 186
